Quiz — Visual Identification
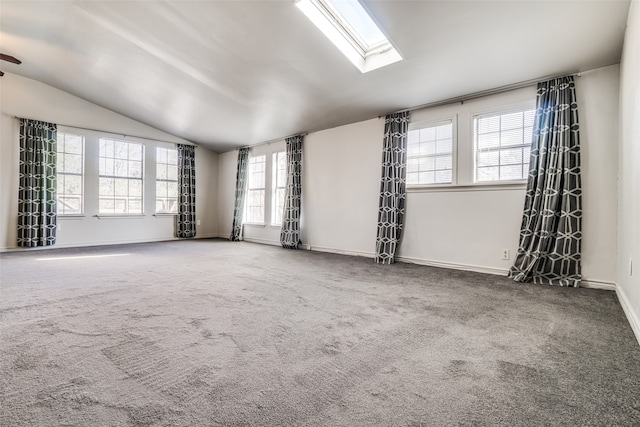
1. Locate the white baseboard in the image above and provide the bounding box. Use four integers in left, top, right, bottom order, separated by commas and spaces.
195, 233, 221, 239
0, 236, 181, 252
0, 233, 221, 253
581, 279, 617, 291
396, 255, 509, 276
309, 245, 375, 259
243, 237, 281, 247
616, 286, 640, 346
239, 237, 311, 250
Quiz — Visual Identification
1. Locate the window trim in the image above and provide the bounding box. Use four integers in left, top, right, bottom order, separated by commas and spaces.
155, 146, 179, 215
407, 116, 458, 189
56, 132, 85, 216
406, 90, 536, 191
244, 154, 267, 225
471, 104, 536, 184
407, 181, 526, 193
98, 138, 145, 215
271, 150, 287, 226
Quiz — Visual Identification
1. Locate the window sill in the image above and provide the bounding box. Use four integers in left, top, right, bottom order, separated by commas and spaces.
407, 181, 527, 193
243, 222, 266, 227
95, 214, 146, 219
154, 213, 177, 217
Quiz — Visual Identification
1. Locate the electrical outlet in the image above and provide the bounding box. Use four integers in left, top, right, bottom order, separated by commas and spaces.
501, 249, 510, 260
197, 219, 201, 226
58, 223, 62, 231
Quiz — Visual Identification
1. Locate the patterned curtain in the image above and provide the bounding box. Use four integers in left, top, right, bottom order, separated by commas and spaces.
508, 76, 582, 287
374, 111, 410, 264
230, 148, 249, 241
176, 144, 196, 238
280, 135, 303, 249
17, 118, 58, 247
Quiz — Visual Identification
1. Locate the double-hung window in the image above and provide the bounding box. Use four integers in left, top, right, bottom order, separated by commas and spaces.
156, 147, 178, 214
99, 139, 144, 214
271, 151, 287, 225
474, 109, 534, 182
56, 133, 84, 215
245, 155, 266, 224
406, 88, 535, 188
407, 121, 454, 185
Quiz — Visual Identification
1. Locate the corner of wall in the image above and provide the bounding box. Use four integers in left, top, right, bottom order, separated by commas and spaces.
616, 0, 640, 346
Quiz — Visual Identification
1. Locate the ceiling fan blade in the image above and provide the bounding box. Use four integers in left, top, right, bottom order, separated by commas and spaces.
0, 54, 21, 64
0, 71, 4, 76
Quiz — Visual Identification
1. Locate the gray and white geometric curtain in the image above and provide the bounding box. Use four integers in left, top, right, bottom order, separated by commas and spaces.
280, 135, 303, 249
508, 76, 582, 287
176, 144, 196, 238
17, 118, 58, 247
229, 148, 249, 241
374, 111, 410, 264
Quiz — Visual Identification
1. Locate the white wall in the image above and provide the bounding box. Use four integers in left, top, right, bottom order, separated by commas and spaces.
216, 66, 620, 286
217, 140, 290, 245
397, 87, 535, 274
217, 118, 385, 251
217, 150, 238, 240
0, 73, 218, 251
575, 65, 620, 286
618, 0, 640, 342
304, 118, 384, 255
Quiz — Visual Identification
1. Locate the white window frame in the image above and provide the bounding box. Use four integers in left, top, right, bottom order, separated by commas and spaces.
473, 107, 535, 184
406, 86, 536, 192
295, 0, 402, 73
271, 151, 287, 226
98, 138, 145, 215
155, 147, 178, 214
56, 132, 85, 216
244, 154, 267, 225
407, 118, 457, 187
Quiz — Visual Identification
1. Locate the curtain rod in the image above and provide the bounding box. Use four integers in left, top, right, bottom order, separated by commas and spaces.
240, 132, 309, 150
13, 117, 197, 147
383, 66, 612, 117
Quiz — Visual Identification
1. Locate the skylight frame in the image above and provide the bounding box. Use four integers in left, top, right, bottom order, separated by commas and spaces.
296, 0, 402, 73
320, 0, 385, 54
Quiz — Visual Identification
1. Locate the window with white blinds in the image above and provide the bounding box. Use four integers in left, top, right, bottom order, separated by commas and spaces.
406, 86, 536, 190
474, 109, 534, 182
271, 151, 287, 225
245, 155, 266, 224
407, 121, 453, 185
156, 147, 178, 214
98, 139, 144, 214
56, 133, 85, 215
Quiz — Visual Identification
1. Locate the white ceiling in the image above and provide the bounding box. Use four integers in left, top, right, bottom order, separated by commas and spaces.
0, 0, 630, 152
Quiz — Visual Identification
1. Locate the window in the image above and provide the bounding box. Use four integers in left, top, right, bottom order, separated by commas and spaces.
99, 139, 144, 214
271, 151, 287, 225
156, 147, 178, 214
295, 0, 401, 73
56, 133, 84, 215
474, 109, 534, 182
245, 155, 266, 224
406, 88, 536, 190
407, 121, 453, 185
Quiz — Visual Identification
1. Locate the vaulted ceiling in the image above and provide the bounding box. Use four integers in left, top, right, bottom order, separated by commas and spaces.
0, 1, 630, 152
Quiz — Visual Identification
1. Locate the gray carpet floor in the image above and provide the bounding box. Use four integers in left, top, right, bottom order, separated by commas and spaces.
1, 239, 639, 426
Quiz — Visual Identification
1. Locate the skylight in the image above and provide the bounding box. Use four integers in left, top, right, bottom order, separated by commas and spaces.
327, 0, 386, 49
296, 0, 402, 73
